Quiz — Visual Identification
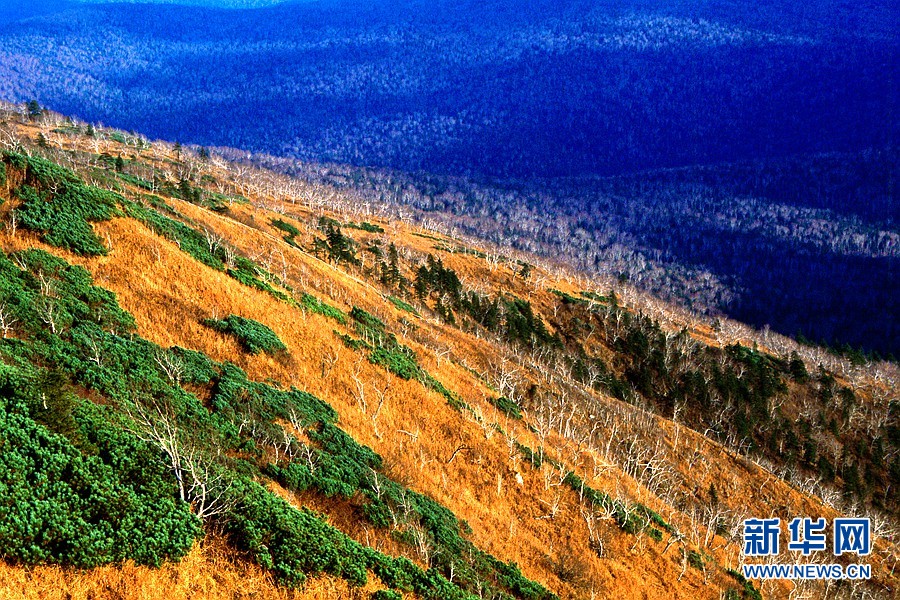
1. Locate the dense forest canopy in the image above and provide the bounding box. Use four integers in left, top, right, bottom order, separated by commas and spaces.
1, 0, 894, 177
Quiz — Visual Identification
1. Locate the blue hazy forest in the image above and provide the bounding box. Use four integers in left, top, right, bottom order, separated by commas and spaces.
0, 0, 897, 355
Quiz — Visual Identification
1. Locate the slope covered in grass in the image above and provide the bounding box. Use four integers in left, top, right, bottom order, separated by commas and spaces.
0, 111, 896, 599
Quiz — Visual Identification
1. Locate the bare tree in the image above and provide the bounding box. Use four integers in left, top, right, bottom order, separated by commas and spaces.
204, 228, 224, 257
0, 303, 18, 338
155, 349, 184, 386
371, 380, 389, 439
126, 399, 233, 520
5, 210, 17, 237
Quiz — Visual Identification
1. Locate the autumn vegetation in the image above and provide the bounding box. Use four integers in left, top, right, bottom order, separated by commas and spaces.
0, 105, 897, 600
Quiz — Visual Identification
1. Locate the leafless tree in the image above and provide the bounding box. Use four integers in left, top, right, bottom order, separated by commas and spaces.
371, 380, 389, 439
155, 349, 184, 385
204, 228, 224, 256
5, 210, 17, 236
0, 303, 18, 338
320, 346, 339, 378
126, 399, 234, 520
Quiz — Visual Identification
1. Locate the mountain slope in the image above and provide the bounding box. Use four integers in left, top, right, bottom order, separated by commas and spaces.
0, 109, 897, 599
0, 0, 895, 366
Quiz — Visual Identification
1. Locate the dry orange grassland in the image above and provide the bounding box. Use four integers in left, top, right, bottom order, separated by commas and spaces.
0, 119, 897, 600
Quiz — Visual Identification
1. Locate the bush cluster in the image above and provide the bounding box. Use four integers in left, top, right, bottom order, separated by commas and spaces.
4, 152, 120, 255
203, 315, 287, 355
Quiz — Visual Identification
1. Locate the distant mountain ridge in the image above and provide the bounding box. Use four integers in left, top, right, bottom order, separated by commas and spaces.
73, 0, 290, 7
0, 1, 76, 26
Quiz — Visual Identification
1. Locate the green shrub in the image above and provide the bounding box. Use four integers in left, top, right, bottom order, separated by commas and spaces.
126, 202, 224, 269
271, 218, 301, 239
517, 443, 544, 469
14, 183, 117, 255
225, 479, 371, 588
687, 550, 704, 570
725, 569, 763, 600
371, 590, 402, 600
301, 293, 347, 323
347, 221, 384, 233
226, 259, 291, 301
115, 172, 154, 191
6, 155, 122, 256
549, 289, 588, 305
488, 396, 523, 419
387, 295, 418, 315
369, 346, 421, 380
0, 366, 201, 568
203, 315, 286, 355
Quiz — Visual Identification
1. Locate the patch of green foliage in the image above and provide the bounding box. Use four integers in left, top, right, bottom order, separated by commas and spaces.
0, 367, 201, 567
549, 289, 587, 305
313, 217, 359, 265
225, 479, 371, 588
115, 171, 154, 191
411, 258, 558, 351
203, 315, 287, 355
300, 293, 347, 324
433, 244, 487, 259
411, 256, 510, 334
516, 443, 544, 469
725, 569, 763, 600
4, 152, 121, 255
503, 297, 560, 349
50, 125, 82, 136
271, 218, 301, 246
377, 243, 407, 291
562, 471, 669, 539
227, 255, 293, 303
387, 295, 418, 315
487, 396, 523, 419
206, 191, 247, 210
411, 232, 444, 242
578, 290, 617, 305
414, 255, 462, 323
153, 177, 229, 211
125, 201, 292, 303
340, 307, 463, 408
125, 201, 224, 269
345, 221, 384, 233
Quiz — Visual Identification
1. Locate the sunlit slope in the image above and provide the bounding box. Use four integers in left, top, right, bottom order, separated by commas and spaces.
0, 111, 896, 599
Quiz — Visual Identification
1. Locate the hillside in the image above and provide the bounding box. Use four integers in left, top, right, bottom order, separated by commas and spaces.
1, 0, 896, 367
0, 108, 897, 600
248, 150, 899, 356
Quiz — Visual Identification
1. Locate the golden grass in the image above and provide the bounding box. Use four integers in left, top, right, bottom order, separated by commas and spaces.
0, 535, 384, 600
1, 123, 897, 599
